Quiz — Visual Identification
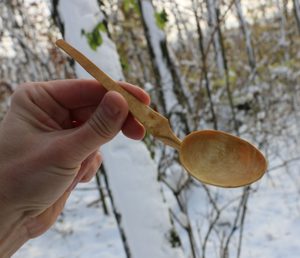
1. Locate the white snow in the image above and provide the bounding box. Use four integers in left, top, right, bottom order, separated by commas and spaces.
241, 157, 300, 258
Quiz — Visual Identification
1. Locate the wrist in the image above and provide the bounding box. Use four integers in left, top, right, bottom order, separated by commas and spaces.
0, 194, 29, 257
0, 217, 29, 258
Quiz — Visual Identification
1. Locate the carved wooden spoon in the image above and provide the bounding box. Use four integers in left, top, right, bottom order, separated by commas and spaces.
56, 39, 267, 188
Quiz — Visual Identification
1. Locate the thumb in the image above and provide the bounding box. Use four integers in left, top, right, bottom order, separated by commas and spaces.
73, 91, 128, 157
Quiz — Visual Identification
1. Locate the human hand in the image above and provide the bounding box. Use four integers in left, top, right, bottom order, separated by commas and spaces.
0, 79, 150, 257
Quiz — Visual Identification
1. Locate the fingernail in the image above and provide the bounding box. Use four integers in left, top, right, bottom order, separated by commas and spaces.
102, 92, 122, 117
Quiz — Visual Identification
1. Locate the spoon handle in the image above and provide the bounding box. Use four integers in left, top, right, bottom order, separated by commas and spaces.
56, 39, 182, 150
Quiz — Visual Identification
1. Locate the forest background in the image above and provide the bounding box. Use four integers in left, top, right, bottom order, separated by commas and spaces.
1, 0, 300, 257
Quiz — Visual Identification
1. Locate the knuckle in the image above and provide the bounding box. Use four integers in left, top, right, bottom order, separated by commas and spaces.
11, 82, 42, 104
88, 111, 115, 140
11, 83, 30, 102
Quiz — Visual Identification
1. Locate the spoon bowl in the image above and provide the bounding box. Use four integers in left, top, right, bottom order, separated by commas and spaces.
180, 130, 267, 187
56, 39, 268, 188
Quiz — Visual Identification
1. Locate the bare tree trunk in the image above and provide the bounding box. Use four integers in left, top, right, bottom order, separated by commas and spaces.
206, 0, 225, 76
235, 0, 257, 76
215, 4, 239, 133
293, 0, 300, 33
222, 187, 250, 258
137, 0, 191, 116
100, 166, 132, 258
192, 0, 218, 130
276, 0, 290, 61
119, 5, 152, 86
1, 0, 74, 86
170, 1, 187, 53
172, 0, 199, 59
137, 0, 170, 114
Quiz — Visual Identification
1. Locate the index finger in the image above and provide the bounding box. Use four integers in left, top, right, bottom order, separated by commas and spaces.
44, 79, 150, 110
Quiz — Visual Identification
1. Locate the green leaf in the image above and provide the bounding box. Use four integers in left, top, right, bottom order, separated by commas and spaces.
123, 0, 139, 13
81, 22, 106, 51
120, 56, 129, 71
97, 22, 107, 32
155, 9, 168, 30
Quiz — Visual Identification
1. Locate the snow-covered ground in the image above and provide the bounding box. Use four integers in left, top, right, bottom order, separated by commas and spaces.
15, 179, 127, 258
